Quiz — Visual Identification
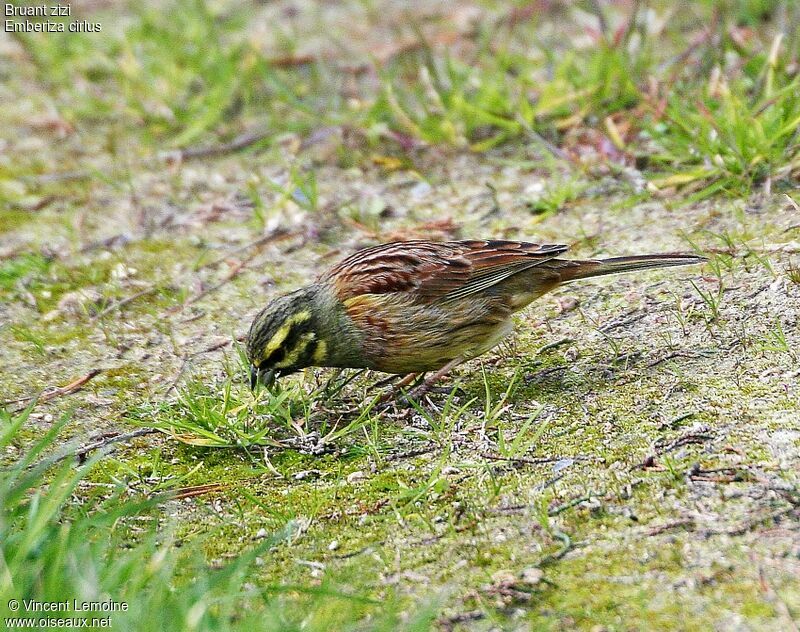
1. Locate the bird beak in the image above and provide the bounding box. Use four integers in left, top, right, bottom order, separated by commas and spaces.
249, 366, 276, 390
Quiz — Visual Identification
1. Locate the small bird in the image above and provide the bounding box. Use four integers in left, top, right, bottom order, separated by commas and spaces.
246, 239, 704, 392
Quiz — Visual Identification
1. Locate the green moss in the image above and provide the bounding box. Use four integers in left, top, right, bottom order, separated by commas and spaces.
8, 321, 92, 353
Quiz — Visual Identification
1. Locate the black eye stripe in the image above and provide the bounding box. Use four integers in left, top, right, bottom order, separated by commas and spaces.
263, 345, 285, 365
262, 319, 313, 366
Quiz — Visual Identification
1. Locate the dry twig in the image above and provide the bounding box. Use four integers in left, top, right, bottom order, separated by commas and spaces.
4, 369, 103, 413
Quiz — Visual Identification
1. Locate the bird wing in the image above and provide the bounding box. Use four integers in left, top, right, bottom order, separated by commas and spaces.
322, 239, 569, 303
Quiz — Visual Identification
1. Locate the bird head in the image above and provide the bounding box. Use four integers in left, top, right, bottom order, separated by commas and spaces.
246, 288, 327, 389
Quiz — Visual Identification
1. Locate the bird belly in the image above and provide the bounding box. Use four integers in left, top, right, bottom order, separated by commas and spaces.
345, 294, 513, 374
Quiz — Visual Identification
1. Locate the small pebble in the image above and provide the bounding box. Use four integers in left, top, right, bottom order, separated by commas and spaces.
520, 567, 543, 585
346, 470, 367, 483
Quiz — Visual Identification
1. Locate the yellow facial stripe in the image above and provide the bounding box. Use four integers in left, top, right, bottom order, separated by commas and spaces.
274, 332, 315, 368
262, 310, 311, 359
313, 340, 327, 363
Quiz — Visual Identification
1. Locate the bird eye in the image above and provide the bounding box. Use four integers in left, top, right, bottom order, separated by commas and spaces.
265, 346, 286, 366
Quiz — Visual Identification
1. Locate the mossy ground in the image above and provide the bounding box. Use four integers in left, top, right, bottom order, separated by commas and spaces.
2, 1, 799, 629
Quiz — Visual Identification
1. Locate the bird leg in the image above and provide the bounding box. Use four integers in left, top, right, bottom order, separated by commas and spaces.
376, 372, 420, 404
399, 357, 463, 405
371, 372, 413, 391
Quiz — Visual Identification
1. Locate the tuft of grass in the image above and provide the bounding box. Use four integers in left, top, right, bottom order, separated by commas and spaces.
265, 166, 320, 213
0, 253, 51, 292
757, 318, 794, 357
786, 259, 800, 284
369, 37, 647, 153
0, 404, 436, 631
14, 0, 316, 147
8, 325, 48, 356
0, 405, 273, 629
690, 279, 725, 324
118, 0, 262, 146
128, 347, 378, 449
525, 178, 589, 219
646, 36, 800, 197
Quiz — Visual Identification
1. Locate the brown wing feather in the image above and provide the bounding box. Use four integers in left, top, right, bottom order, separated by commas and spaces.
321, 240, 569, 303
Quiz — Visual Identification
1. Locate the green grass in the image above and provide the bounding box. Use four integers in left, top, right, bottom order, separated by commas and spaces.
359, 3, 798, 196
368, 38, 647, 152
12, 0, 322, 150
646, 36, 800, 198
4, 1, 800, 629
0, 253, 51, 291
127, 347, 378, 449
10, 0, 799, 196
0, 405, 436, 631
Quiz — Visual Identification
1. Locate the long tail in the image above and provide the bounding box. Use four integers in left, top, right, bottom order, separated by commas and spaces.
557, 253, 706, 282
